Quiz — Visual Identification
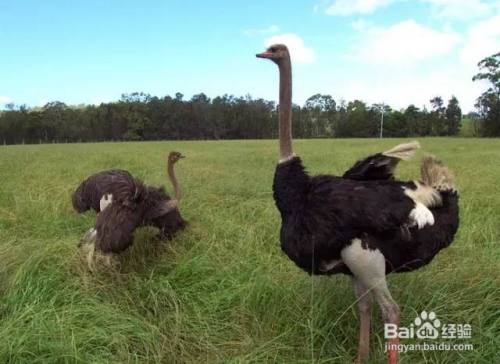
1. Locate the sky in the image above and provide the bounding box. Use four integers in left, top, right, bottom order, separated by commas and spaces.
1, 0, 499, 112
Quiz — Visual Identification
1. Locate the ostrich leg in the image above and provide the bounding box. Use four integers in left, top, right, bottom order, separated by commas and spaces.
342, 239, 400, 364
352, 278, 373, 363
372, 279, 400, 364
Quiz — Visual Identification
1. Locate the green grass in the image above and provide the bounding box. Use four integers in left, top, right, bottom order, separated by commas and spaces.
0, 138, 499, 363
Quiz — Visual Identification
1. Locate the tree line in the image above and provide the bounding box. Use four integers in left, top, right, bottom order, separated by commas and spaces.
0, 52, 498, 145
0, 93, 465, 144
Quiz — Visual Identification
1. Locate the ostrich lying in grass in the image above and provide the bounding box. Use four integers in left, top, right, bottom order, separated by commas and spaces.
72, 151, 187, 268
257, 44, 459, 364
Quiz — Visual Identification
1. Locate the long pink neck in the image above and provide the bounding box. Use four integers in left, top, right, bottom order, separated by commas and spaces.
278, 56, 294, 161
167, 161, 181, 201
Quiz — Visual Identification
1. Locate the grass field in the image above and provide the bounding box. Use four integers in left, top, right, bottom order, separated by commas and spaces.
0, 138, 499, 363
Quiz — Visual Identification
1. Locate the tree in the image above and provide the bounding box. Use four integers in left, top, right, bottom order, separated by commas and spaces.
384, 110, 409, 137
473, 52, 500, 136
40, 101, 68, 142
334, 100, 350, 137
304, 94, 336, 137
189, 93, 211, 139
445, 96, 461, 136
120, 96, 153, 141
429, 96, 447, 136
404, 105, 425, 136
346, 100, 373, 137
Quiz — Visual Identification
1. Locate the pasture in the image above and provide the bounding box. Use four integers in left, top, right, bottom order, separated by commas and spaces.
0, 138, 499, 363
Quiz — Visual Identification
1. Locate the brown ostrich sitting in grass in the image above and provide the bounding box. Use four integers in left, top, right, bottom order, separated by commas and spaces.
72, 151, 187, 269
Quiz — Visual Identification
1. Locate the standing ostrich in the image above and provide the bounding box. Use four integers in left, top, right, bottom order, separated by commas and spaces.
73, 151, 187, 268
257, 45, 459, 364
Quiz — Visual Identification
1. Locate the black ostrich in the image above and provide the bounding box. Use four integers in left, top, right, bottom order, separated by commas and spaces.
72, 151, 187, 268
257, 44, 459, 364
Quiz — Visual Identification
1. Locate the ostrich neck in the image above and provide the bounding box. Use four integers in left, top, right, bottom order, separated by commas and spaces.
273, 56, 308, 216
278, 58, 293, 161
167, 161, 181, 201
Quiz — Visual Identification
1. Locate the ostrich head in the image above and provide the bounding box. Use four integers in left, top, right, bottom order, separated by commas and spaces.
256, 44, 290, 65
72, 184, 89, 213
168, 151, 185, 164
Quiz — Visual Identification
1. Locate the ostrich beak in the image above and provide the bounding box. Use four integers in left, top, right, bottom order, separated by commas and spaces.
179, 154, 186, 159
256, 51, 272, 59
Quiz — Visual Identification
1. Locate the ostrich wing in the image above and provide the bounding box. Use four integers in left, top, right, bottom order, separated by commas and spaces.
343, 141, 420, 181
342, 153, 400, 181
95, 203, 142, 254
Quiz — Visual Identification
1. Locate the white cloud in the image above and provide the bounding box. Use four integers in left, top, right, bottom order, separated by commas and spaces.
322, 0, 498, 18
460, 14, 500, 65
0, 96, 12, 104
325, 0, 394, 16
337, 19, 480, 108
334, 18, 493, 110
351, 20, 461, 64
420, 0, 494, 20
316, 2, 498, 111
350, 19, 372, 31
244, 25, 280, 37
337, 67, 483, 111
264, 33, 316, 64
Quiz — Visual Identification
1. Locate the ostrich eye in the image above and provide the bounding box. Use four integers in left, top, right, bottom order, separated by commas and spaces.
270, 47, 277, 52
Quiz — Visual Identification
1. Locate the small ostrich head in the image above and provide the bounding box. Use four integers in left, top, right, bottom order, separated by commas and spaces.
72, 184, 89, 213
256, 44, 290, 65
168, 151, 185, 164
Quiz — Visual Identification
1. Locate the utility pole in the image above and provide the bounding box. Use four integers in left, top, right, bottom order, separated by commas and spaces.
379, 102, 385, 138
